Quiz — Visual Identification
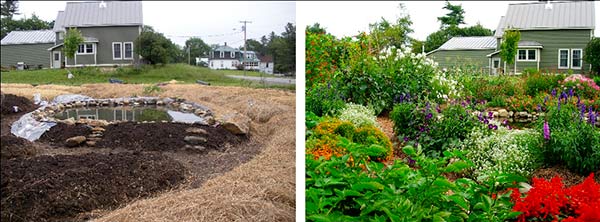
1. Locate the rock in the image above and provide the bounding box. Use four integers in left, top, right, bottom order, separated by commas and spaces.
180, 103, 192, 111
156, 100, 165, 105
492, 111, 499, 118
92, 127, 105, 132
65, 104, 73, 108
66, 136, 86, 147
206, 116, 216, 125
89, 133, 103, 138
194, 109, 206, 116
87, 137, 102, 142
184, 136, 207, 145
498, 109, 509, 118
133, 102, 140, 106
61, 117, 76, 125
74, 101, 83, 107
508, 111, 514, 117
123, 99, 130, 105
146, 99, 157, 105
86, 141, 96, 147
222, 113, 250, 135
186, 127, 208, 135
184, 145, 207, 153
89, 120, 109, 127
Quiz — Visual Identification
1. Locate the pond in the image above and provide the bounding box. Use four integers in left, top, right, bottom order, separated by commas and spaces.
53, 106, 205, 124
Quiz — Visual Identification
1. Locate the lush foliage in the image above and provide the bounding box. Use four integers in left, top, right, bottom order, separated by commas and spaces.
559, 74, 600, 100
368, 4, 413, 51
306, 145, 525, 221
63, 28, 84, 60
1, 13, 53, 39
135, 25, 179, 65
524, 73, 564, 97
537, 93, 600, 174
500, 29, 521, 74
338, 103, 379, 128
509, 174, 600, 222
305, 31, 343, 88
305, 82, 346, 117
306, 117, 392, 161
183, 37, 211, 65
462, 127, 543, 179
584, 37, 600, 74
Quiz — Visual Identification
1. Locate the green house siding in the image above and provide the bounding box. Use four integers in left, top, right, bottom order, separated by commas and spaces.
519, 29, 591, 73
0, 43, 54, 68
428, 49, 495, 72
62, 25, 141, 66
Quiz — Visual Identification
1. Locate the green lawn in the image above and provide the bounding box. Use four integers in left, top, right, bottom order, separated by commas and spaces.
216, 69, 279, 77
0, 64, 294, 89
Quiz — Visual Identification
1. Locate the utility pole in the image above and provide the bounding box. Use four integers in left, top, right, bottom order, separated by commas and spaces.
187, 46, 191, 65
240, 20, 252, 76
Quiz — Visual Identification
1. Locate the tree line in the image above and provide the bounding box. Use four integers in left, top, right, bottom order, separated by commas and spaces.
1, 0, 53, 39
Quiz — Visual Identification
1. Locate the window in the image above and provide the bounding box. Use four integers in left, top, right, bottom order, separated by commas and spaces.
517, 49, 536, 61
113, 42, 122, 59
124, 42, 133, 59
220, 51, 224, 58
230, 51, 235, 58
58, 32, 64, 40
571, 49, 582, 69
558, 49, 569, 69
77, 44, 94, 54
220, 61, 223, 67
54, 53, 60, 61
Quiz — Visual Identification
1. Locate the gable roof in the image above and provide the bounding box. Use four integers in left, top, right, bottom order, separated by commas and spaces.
259, 55, 273, 63
429, 36, 496, 55
53, 1, 143, 31
494, 1, 595, 37
1, 30, 55, 45
214, 44, 237, 52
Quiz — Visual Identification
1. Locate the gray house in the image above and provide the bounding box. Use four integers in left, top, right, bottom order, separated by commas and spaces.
1, 30, 55, 69
208, 42, 261, 71
48, 1, 143, 68
426, 36, 496, 73
428, 1, 595, 75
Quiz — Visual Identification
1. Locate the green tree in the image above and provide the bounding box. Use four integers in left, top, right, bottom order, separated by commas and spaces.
272, 22, 295, 74
1, 13, 51, 39
368, 4, 413, 51
183, 37, 210, 64
306, 23, 327, 34
411, 39, 424, 54
584, 37, 600, 75
500, 28, 520, 75
0, 0, 18, 18
63, 27, 83, 59
246, 39, 266, 56
437, 1, 465, 29
135, 25, 176, 65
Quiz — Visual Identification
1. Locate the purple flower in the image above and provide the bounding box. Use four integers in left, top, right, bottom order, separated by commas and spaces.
488, 111, 494, 118
478, 112, 483, 121
507, 125, 512, 130
544, 96, 549, 105
425, 113, 433, 120
580, 105, 586, 121
577, 95, 581, 105
557, 99, 561, 111
568, 88, 574, 98
590, 112, 597, 126
425, 102, 430, 111
543, 121, 551, 141
560, 92, 568, 102
551, 89, 557, 97
404, 137, 409, 142
436, 104, 441, 113
537, 104, 542, 112
483, 119, 489, 124
407, 157, 416, 166
502, 119, 508, 125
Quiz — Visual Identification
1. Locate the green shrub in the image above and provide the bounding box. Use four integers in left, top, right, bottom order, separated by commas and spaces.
306, 82, 346, 117
306, 145, 525, 221
337, 103, 378, 128
462, 128, 543, 179
424, 104, 480, 156
538, 99, 600, 174
524, 73, 563, 97
142, 85, 163, 95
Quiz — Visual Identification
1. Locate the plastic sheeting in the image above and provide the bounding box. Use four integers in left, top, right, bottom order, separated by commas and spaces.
167, 110, 206, 124
52, 94, 93, 104
11, 112, 56, 142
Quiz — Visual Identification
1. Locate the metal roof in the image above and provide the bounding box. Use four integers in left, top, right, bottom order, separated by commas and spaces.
438, 36, 497, 50
53, 1, 143, 31
214, 45, 237, 52
494, 1, 595, 37
518, 40, 543, 48
1, 30, 55, 45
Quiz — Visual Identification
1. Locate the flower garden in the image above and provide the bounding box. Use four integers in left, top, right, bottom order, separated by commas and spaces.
305, 31, 600, 221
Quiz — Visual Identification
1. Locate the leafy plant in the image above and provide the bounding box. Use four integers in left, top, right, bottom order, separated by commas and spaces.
142, 85, 163, 96
306, 145, 525, 221
63, 27, 84, 59
584, 37, 600, 74
306, 81, 346, 117
524, 73, 564, 97
337, 103, 379, 128
500, 28, 520, 74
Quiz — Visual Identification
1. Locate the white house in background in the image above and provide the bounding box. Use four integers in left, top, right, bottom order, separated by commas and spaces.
259, 55, 274, 74
207, 42, 262, 71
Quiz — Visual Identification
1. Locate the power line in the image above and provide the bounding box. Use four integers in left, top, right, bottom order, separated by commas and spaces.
166, 31, 242, 39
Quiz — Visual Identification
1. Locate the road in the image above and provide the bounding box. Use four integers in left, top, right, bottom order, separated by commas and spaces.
225, 75, 295, 85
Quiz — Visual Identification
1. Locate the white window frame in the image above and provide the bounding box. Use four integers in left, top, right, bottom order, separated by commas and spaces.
220, 51, 224, 58
112, 42, 123, 60
76, 43, 94, 55
123, 42, 134, 60
571, 48, 582, 70
230, 51, 235, 58
58, 32, 64, 40
558, 48, 569, 69
516, 49, 536, 61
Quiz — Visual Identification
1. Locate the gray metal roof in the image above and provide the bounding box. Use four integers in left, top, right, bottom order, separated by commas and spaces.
438, 36, 497, 50
1, 30, 55, 45
494, 1, 595, 37
214, 45, 237, 52
53, 1, 143, 31
518, 40, 543, 48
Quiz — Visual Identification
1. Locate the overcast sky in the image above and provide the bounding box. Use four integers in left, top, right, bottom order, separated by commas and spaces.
13, 1, 296, 47
298, 1, 600, 40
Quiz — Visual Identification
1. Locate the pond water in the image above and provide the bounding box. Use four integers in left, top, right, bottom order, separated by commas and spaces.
53, 107, 205, 124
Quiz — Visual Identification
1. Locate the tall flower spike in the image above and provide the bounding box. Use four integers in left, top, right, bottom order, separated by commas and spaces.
557, 99, 561, 111
543, 121, 551, 140
551, 88, 557, 97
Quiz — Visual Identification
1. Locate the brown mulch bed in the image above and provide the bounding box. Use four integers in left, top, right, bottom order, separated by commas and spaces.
531, 165, 600, 187
96, 122, 246, 151
1, 152, 187, 222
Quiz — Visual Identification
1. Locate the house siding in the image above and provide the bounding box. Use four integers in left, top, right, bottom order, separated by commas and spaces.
64, 26, 140, 66
519, 29, 591, 73
1, 43, 54, 68
428, 49, 495, 72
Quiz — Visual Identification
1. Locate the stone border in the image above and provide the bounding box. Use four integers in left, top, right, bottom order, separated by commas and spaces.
477, 108, 600, 126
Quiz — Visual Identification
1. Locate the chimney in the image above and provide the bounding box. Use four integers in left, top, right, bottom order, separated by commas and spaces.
544, 2, 553, 10
224, 42, 227, 46
99, 1, 107, 8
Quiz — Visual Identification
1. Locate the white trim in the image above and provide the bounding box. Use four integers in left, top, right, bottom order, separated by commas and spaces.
219, 51, 224, 58
112, 42, 123, 60
123, 42, 134, 60
516, 49, 537, 62
230, 51, 235, 58
537, 49, 540, 70
558, 48, 569, 69
94, 43, 97, 65
76, 43, 94, 55
52, 51, 61, 69
571, 48, 583, 70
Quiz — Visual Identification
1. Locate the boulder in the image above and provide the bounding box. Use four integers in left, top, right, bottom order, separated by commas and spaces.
221, 113, 250, 135
92, 127, 105, 132
66, 136, 86, 147
184, 145, 207, 153
89, 120, 109, 127
184, 136, 207, 145
86, 141, 96, 147
61, 117, 76, 126
498, 109, 509, 118
186, 127, 208, 135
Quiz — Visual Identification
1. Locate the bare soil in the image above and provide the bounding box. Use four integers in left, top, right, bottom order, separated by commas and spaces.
38, 123, 92, 146
531, 165, 600, 187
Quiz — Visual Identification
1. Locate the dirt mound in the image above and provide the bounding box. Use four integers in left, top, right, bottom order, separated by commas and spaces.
96, 122, 245, 151
1, 152, 187, 222
39, 123, 92, 146
0, 93, 36, 116
0, 135, 36, 159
